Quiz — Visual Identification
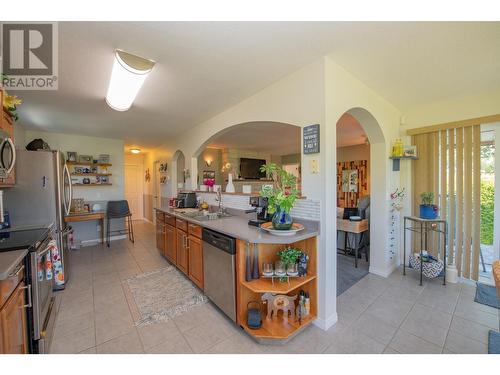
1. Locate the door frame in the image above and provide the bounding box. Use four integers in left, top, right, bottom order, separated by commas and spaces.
124, 162, 144, 221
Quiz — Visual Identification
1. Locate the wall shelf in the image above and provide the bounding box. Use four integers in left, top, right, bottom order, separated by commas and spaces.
389, 156, 418, 171
73, 183, 112, 187
70, 173, 112, 177
67, 161, 112, 167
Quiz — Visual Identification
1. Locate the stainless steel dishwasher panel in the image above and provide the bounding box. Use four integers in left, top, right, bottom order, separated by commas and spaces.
203, 234, 236, 322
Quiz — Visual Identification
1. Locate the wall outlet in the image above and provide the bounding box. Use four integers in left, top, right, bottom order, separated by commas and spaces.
310, 159, 319, 174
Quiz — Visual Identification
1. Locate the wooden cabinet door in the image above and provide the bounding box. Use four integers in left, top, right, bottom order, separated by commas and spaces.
164, 224, 176, 264
156, 221, 165, 254
175, 228, 188, 275
0, 282, 28, 354
188, 235, 204, 289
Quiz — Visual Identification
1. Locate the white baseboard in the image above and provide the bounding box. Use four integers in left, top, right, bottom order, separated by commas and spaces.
143, 218, 153, 224
313, 312, 338, 331
369, 262, 398, 278
80, 234, 127, 247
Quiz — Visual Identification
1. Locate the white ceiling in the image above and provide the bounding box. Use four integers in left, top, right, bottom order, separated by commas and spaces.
12, 22, 500, 149
207, 122, 301, 156
337, 113, 368, 147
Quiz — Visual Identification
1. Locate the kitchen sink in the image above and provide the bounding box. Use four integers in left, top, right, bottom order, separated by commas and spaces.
179, 212, 233, 221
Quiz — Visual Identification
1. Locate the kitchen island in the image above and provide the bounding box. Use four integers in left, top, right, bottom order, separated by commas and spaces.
155, 206, 318, 343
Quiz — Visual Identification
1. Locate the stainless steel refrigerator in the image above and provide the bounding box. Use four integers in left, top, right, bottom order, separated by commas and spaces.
4, 149, 73, 290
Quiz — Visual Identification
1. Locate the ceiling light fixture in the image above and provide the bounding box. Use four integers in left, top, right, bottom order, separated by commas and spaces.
130, 148, 141, 154
106, 49, 155, 111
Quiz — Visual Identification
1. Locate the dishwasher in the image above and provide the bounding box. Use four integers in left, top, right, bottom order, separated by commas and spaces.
202, 228, 237, 322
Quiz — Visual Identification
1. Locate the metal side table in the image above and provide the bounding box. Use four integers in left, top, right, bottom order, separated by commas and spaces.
403, 216, 447, 286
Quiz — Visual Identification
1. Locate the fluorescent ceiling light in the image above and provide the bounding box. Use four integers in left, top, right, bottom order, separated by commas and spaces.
106, 49, 155, 111
130, 148, 141, 154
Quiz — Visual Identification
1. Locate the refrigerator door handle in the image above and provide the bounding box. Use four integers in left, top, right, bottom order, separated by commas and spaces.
63, 163, 72, 216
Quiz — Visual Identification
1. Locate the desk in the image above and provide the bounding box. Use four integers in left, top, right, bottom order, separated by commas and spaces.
65, 211, 106, 245
337, 218, 368, 268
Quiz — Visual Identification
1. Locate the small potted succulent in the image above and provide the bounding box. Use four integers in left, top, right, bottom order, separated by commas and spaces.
419, 192, 439, 219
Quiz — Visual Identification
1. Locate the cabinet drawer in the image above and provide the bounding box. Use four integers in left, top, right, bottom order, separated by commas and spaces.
0, 263, 24, 309
155, 211, 165, 222
188, 223, 202, 239
164, 213, 176, 227
175, 218, 188, 232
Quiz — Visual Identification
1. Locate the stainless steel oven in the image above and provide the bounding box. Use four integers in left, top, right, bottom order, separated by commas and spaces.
28, 233, 56, 353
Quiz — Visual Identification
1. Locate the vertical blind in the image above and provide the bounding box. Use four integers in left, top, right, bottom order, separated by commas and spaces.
411, 125, 481, 280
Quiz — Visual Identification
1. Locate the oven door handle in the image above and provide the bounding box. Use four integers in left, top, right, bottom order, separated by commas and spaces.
20, 284, 32, 308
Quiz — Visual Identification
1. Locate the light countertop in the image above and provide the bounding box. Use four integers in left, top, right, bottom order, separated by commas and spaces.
155, 206, 319, 244
0, 249, 28, 280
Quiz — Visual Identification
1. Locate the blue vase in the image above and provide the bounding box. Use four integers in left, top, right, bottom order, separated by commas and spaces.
419, 204, 438, 219
272, 205, 293, 230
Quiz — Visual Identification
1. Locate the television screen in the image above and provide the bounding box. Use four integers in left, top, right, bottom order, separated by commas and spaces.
240, 158, 266, 179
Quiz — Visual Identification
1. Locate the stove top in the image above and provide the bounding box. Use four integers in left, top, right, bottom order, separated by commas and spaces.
0, 228, 51, 253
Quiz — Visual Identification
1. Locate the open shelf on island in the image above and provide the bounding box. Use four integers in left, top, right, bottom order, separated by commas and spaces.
240, 314, 316, 340
236, 237, 317, 342
242, 274, 316, 294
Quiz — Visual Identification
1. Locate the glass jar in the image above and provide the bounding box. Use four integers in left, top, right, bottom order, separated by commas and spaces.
286, 263, 298, 276
275, 261, 286, 276
262, 263, 274, 276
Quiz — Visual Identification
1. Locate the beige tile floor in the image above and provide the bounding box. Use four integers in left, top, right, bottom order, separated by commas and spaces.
50, 221, 499, 354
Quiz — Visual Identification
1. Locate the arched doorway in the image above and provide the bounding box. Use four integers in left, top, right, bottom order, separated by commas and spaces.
335, 107, 387, 294
192, 121, 302, 194
172, 150, 186, 195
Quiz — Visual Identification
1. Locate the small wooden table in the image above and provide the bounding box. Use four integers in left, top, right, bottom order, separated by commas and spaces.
65, 211, 106, 245
337, 218, 369, 268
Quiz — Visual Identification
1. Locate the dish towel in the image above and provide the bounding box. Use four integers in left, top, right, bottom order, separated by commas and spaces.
49, 239, 65, 287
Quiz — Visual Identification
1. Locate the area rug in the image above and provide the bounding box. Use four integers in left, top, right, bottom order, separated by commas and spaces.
337, 253, 369, 296
488, 330, 500, 354
126, 265, 208, 326
475, 283, 500, 309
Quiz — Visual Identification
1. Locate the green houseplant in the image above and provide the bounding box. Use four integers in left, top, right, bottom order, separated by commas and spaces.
277, 247, 302, 277
259, 163, 299, 230
419, 192, 439, 219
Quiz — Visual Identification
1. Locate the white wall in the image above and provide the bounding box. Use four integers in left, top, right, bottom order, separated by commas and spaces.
24, 130, 125, 243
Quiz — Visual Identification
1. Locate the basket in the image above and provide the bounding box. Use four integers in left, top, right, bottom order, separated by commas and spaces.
409, 254, 444, 278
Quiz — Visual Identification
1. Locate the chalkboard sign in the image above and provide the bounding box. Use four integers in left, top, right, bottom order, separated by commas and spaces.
303, 124, 320, 154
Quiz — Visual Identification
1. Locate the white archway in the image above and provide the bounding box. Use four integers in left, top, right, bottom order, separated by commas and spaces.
336, 107, 388, 278
191, 121, 302, 191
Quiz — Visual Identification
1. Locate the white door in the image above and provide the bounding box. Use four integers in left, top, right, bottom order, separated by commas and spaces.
125, 164, 143, 221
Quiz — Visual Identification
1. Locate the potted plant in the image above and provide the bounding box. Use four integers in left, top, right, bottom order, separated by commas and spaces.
419, 192, 439, 219
259, 163, 299, 230
277, 247, 302, 276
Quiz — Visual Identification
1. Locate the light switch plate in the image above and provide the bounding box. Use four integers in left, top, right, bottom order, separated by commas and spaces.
310, 159, 319, 174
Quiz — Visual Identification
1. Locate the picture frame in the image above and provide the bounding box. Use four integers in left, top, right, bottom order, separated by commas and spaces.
342, 169, 358, 193
403, 145, 417, 158
67, 151, 77, 162
79, 155, 93, 163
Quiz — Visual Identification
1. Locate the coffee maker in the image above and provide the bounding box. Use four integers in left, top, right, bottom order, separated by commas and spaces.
247, 196, 272, 227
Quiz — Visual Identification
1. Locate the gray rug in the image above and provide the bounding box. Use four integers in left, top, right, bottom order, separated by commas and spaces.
475, 283, 500, 309
337, 253, 369, 296
126, 265, 208, 326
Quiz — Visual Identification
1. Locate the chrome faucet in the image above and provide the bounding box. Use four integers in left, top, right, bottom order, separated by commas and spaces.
215, 189, 224, 215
